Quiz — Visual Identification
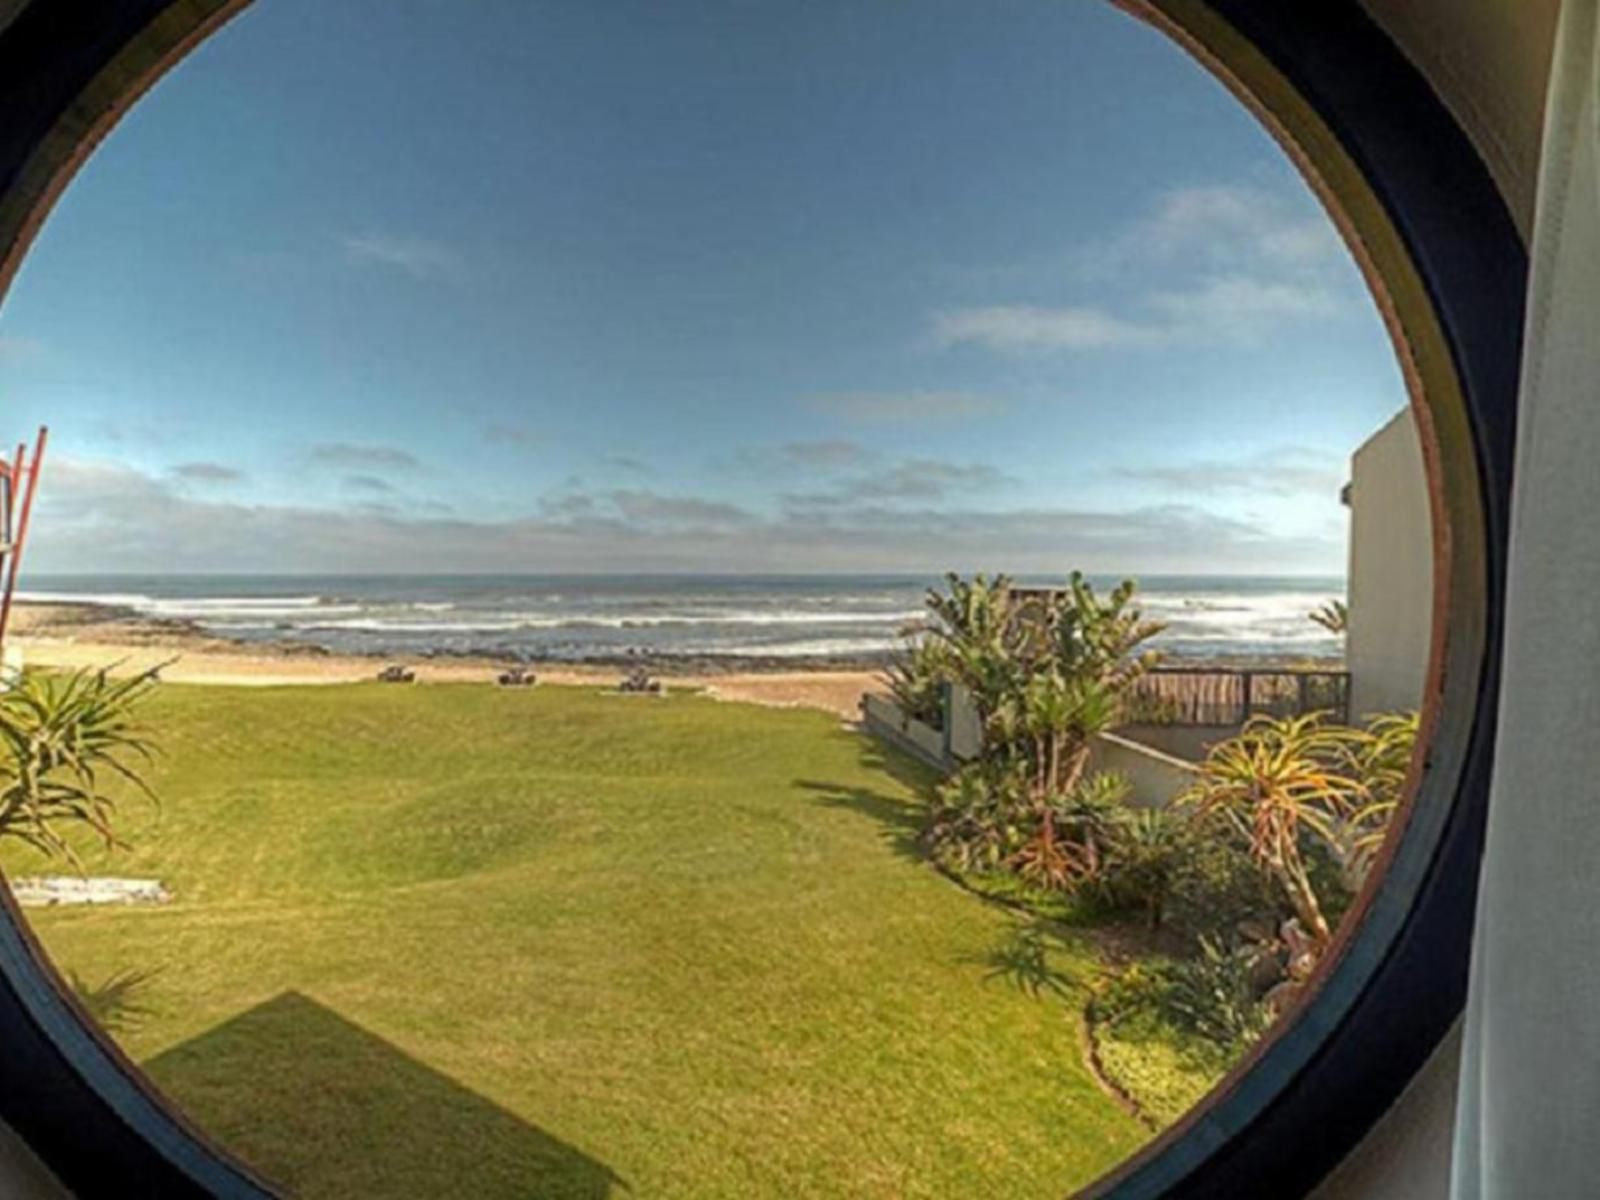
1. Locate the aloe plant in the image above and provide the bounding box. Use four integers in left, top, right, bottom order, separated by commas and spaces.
0, 666, 161, 868
1180, 712, 1367, 947
1341, 710, 1419, 880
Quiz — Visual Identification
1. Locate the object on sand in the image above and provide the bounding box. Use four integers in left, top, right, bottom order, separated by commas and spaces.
618, 665, 665, 695
377, 664, 416, 683
497, 665, 536, 687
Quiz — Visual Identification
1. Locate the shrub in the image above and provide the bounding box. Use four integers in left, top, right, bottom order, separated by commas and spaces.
881, 634, 949, 728
1095, 938, 1274, 1054
928, 759, 1136, 901
1010, 769, 1130, 894
1163, 811, 1285, 940
1154, 937, 1276, 1047
916, 570, 1167, 902
1098, 806, 1187, 929
0, 666, 161, 867
1342, 710, 1420, 883
927, 757, 1032, 873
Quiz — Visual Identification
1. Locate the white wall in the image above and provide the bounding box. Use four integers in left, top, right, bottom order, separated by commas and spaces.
1347, 410, 1435, 719
946, 685, 983, 761
1310, 1021, 1460, 1200
1088, 731, 1198, 808
859, 693, 947, 770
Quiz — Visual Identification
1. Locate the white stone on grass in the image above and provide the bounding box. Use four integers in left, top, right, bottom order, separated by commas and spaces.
8, 877, 171, 907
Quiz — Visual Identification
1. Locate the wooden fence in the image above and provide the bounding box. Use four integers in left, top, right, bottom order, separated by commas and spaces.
1126, 667, 1350, 727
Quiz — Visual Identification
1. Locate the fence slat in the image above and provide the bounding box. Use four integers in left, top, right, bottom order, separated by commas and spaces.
1129, 667, 1351, 727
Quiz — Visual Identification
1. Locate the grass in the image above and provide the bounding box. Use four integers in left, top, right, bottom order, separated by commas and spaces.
4, 681, 1149, 1198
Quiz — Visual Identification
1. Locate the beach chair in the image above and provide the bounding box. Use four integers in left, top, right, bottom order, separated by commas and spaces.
618, 666, 664, 695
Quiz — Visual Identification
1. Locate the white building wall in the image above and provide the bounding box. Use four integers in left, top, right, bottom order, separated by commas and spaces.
1347, 409, 1435, 719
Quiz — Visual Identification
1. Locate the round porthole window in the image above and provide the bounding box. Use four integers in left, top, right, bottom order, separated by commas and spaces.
0, 3, 1522, 1197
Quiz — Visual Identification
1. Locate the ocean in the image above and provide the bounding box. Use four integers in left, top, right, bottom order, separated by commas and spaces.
19, 573, 1346, 663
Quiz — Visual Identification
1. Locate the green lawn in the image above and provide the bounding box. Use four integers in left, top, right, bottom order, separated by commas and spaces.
7, 682, 1147, 1198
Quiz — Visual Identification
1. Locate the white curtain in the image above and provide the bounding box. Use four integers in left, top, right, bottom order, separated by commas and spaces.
1452, 2, 1600, 1196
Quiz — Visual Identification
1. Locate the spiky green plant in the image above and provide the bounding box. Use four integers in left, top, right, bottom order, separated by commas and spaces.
1102, 806, 1188, 929
1044, 572, 1166, 694
1179, 712, 1367, 947
922, 572, 1024, 732
918, 571, 1165, 890
0, 666, 162, 868
1342, 710, 1419, 879
881, 633, 950, 728
1309, 599, 1349, 635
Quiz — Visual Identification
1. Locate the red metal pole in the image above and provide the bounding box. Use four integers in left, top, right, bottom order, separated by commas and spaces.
0, 426, 47, 653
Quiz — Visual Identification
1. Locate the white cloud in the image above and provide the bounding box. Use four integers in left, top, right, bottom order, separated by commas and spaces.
1104, 183, 1344, 274
1114, 446, 1344, 498
310, 442, 422, 471
807, 391, 1004, 424
24, 455, 1339, 576
604, 489, 753, 530
340, 233, 461, 280
932, 305, 1160, 351
171, 461, 245, 484
1147, 276, 1340, 337
934, 276, 1339, 354
787, 459, 1012, 506
937, 182, 1356, 356
0, 334, 46, 364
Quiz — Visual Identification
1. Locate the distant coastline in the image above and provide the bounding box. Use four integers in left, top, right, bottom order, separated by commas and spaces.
9, 598, 899, 676
15, 572, 1347, 669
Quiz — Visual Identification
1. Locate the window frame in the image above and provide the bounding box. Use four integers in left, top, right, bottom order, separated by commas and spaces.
0, 2, 1523, 1196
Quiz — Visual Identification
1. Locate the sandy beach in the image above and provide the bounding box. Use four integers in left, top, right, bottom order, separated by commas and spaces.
8, 601, 885, 719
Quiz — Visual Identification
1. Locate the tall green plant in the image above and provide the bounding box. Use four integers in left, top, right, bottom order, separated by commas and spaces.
1042, 573, 1166, 694
1179, 712, 1367, 947
923, 570, 1163, 765
881, 633, 950, 728
922, 572, 1023, 733
1341, 710, 1419, 880
919, 571, 1165, 896
0, 667, 161, 867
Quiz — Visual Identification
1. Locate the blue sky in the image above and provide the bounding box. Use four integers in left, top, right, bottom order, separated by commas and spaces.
0, 0, 1407, 575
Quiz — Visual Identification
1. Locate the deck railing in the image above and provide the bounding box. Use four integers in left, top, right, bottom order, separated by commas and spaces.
1126, 667, 1350, 727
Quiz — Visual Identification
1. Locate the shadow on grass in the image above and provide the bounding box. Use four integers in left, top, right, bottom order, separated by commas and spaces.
961, 920, 1078, 1002
795, 727, 942, 864
796, 777, 926, 862
143, 991, 625, 1200
849, 733, 944, 796
68, 966, 162, 1036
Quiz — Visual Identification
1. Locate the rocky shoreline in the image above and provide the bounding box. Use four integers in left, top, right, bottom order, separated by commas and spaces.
11, 599, 1341, 677
11, 600, 895, 676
